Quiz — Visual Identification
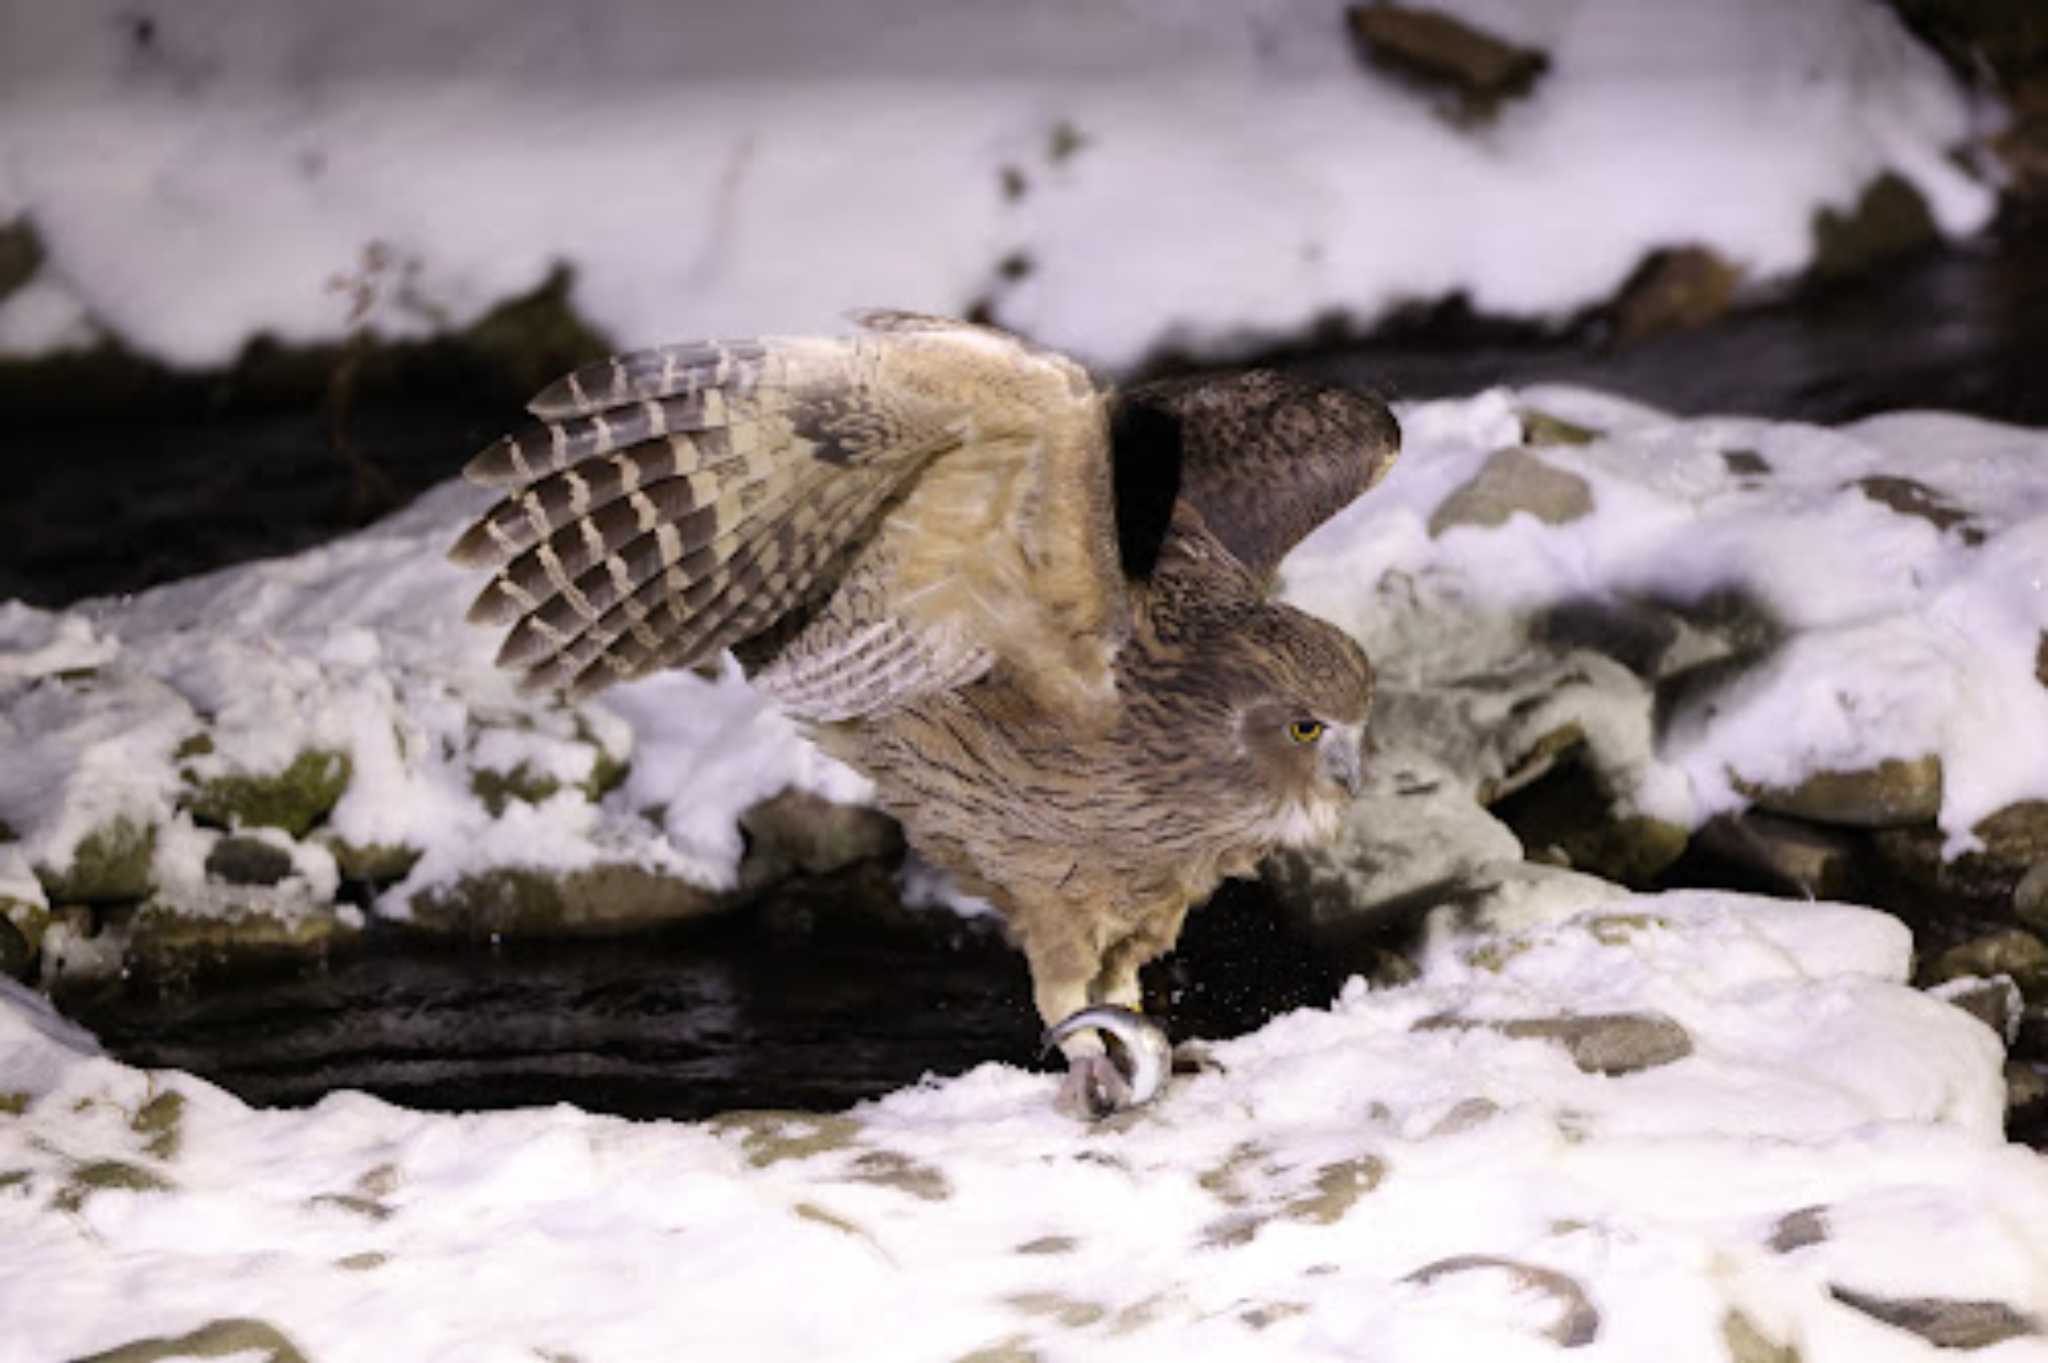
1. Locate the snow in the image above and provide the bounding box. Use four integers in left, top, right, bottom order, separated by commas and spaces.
3, 883, 2041, 1361
0, 0, 1999, 373
2, 385, 2044, 931
1281, 387, 2048, 850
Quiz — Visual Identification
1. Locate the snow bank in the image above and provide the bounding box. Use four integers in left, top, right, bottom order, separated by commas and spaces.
4, 386, 2044, 938
0, 0, 1997, 372
1283, 386, 2048, 851
3, 883, 2039, 1361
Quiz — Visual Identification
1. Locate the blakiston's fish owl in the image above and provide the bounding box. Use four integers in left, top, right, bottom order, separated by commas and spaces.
450, 313, 1399, 1116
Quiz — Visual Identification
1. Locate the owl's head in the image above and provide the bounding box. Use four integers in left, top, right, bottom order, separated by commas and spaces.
1230, 606, 1373, 841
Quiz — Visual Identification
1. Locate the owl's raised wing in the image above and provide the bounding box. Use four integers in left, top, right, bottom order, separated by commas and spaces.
449, 313, 1125, 725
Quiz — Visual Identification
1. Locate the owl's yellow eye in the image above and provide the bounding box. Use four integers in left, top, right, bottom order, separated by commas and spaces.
1288, 719, 1325, 744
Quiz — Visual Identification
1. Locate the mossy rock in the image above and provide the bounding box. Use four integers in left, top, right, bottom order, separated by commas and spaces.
34, 817, 156, 905
1741, 754, 1943, 829
405, 863, 724, 936
470, 729, 629, 817
321, 837, 422, 884
182, 749, 351, 837
127, 901, 358, 966
1810, 171, 1937, 280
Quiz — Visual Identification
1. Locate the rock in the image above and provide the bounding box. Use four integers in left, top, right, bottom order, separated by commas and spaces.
2019, 1002, 2048, 1058
1693, 811, 1860, 900
737, 789, 905, 891
1810, 171, 1938, 280
34, 816, 156, 904
1977, 800, 2048, 868
1872, 822, 2030, 907
1767, 1205, 1829, 1253
0, 217, 41, 303
406, 863, 725, 936
1518, 409, 1601, 448
320, 838, 422, 885
1344, 5, 1549, 122
181, 749, 351, 838
1741, 754, 1943, 828
1610, 246, 1743, 343
2007, 1060, 2048, 1118
1826, 1285, 2040, 1350
1489, 754, 1688, 888
1851, 474, 1982, 542
1263, 753, 1523, 952
203, 836, 295, 887
1428, 447, 1594, 536
128, 902, 359, 968
1931, 975, 2023, 1044
1928, 929, 2048, 999
1403, 1255, 1598, 1347
1414, 1010, 1694, 1075
59, 1315, 312, 1363
2017, 862, 2048, 935
0, 915, 29, 980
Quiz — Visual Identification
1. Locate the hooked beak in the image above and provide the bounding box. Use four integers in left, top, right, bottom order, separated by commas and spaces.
1319, 724, 1365, 799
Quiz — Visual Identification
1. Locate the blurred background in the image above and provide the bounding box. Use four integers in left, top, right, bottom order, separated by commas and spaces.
1, 0, 2043, 605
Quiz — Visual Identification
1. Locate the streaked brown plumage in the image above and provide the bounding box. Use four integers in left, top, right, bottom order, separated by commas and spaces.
451, 312, 1400, 1115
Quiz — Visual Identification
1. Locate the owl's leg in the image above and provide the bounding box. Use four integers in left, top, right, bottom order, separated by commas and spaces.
1018, 927, 1163, 1118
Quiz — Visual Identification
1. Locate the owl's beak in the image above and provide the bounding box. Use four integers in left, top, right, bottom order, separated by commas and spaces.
1320, 725, 1365, 798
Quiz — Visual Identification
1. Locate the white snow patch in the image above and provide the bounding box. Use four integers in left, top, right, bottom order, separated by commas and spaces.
0, 0, 1997, 372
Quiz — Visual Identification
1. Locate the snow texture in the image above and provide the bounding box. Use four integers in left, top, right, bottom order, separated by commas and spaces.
0, 0, 1998, 372
2, 884, 2041, 1361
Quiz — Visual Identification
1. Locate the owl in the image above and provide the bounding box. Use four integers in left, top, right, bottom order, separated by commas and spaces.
450, 313, 1400, 1116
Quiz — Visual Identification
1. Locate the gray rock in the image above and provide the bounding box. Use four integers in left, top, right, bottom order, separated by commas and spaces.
1827, 1284, 2040, 1350
1428, 448, 1594, 537
1404, 1255, 1598, 1347
204, 836, 295, 887
1766, 1205, 1829, 1252
1694, 811, 1859, 900
1415, 1010, 1694, 1075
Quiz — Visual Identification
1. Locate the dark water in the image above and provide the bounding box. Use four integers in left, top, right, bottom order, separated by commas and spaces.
55, 881, 1354, 1118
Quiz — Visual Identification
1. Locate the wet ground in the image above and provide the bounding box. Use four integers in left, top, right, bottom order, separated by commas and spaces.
16, 211, 2048, 1128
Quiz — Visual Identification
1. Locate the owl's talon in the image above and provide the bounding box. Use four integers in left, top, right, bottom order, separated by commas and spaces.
1043, 1005, 1172, 1116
